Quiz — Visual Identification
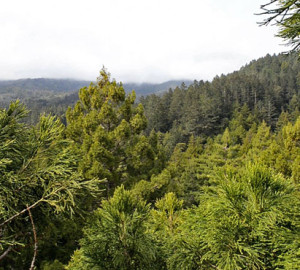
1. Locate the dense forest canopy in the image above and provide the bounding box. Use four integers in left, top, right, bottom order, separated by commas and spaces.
0, 1, 300, 267
0, 58, 299, 269
141, 53, 300, 144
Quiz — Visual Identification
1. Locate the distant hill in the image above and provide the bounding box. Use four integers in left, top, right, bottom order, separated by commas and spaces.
123, 80, 193, 96
0, 79, 90, 110
0, 78, 192, 95
0, 78, 90, 93
0, 78, 192, 124
0, 77, 192, 110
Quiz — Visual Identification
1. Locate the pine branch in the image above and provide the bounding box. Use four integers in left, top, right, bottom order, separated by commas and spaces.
257, 0, 297, 26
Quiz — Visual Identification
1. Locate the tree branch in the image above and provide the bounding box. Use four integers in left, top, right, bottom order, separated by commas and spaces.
257, 0, 297, 26
0, 199, 43, 228
0, 245, 13, 261
27, 207, 38, 270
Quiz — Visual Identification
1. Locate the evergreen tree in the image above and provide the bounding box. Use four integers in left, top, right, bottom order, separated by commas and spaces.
67, 186, 159, 270
169, 164, 300, 269
0, 101, 97, 269
66, 69, 161, 197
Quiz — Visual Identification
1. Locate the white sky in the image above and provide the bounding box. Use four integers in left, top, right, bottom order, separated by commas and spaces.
0, 0, 284, 83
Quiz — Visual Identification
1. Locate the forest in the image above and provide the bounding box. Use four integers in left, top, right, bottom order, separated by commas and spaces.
0, 51, 299, 269
1, 1, 300, 268
0, 78, 189, 125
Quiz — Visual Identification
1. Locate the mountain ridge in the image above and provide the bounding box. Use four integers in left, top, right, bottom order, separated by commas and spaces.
0, 78, 193, 96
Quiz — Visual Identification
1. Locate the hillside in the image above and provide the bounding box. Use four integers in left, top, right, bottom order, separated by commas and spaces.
0, 78, 191, 99
0, 78, 192, 123
0, 78, 90, 93
1, 66, 299, 270
141, 53, 300, 139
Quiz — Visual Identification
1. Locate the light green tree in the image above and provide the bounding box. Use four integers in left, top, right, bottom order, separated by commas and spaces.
168, 164, 300, 269
0, 101, 97, 268
66, 69, 161, 198
67, 185, 159, 270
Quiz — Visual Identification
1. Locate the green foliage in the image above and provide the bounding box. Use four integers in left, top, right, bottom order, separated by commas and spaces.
169, 164, 300, 269
1, 66, 299, 269
244, 117, 300, 182
65, 250, 94, 270
0, 101, 98, 268
150, 192, 183, 237
141, 53, 300, 145
69, 185, 159, 270
66, 69, 163, 197
41, 259, 65, 270
148, 193, 183, 269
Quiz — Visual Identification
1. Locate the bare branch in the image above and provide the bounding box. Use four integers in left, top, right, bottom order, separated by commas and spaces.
27, 207, 38, 270
0, 245, 13, 261
0, 199, 43, 228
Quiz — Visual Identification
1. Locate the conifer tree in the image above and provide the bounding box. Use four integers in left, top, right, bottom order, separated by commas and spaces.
66, 69, 161, 197
168, 164, 300, 269
67, 186, 159, 270
0, 101, 97, 268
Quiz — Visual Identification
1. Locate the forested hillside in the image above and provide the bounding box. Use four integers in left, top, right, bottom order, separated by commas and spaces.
141, 53, 300, 142
1, 0, 299, 268
0, 78, 90, 93
0, 79, 190, 124
0, 56, 299, 269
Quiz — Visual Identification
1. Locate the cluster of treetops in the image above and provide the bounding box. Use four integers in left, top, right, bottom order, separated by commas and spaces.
0, 52, 299, 270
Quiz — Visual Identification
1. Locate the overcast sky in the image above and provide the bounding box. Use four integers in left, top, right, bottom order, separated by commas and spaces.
0, 0, 284, 83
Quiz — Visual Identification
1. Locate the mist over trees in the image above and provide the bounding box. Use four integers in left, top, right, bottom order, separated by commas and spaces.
0, 56, 299, 269
1, 2, 300, 266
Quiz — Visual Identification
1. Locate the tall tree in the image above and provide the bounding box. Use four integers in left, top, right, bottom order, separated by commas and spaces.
66, 69, 161, 197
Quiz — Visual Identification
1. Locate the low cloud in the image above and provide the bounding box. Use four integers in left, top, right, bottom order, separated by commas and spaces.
0, 0, 283, 83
